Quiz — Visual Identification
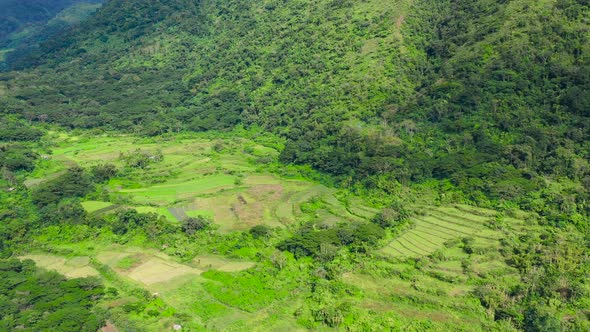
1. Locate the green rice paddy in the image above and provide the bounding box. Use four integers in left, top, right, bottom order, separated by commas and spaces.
40, 132, 375, 232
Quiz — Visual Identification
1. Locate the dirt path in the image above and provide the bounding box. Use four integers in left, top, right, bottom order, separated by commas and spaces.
169, 207, 188, 221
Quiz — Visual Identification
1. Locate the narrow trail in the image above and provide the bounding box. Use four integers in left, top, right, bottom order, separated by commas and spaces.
169, 207, 188, 221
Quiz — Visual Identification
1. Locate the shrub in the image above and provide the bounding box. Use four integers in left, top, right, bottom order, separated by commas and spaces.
277, 222, 384, 258
91, 163, 118, 182
32, 167, 94, 207
0, 121, 43, 141
182, 216, 212, 235
372, 201, 411, 228
0, 144, 38, 172
119, 149, 163, 168
249, 225, 272, 239
461, 237, 476, 254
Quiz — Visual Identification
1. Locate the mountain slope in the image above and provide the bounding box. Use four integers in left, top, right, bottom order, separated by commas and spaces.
2, 0, 588, 202
0, 0, 104, 69
0, 0, 589, 330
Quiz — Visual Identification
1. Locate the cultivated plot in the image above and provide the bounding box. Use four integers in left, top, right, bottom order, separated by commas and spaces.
20, 254, 100, 278
42, 134, 376, 231
381, 205, 509, 258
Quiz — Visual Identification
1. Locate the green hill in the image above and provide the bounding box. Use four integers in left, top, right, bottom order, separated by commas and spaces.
3, 0, 588, 205
0, 0, 589, 331
0, 0, 104, 69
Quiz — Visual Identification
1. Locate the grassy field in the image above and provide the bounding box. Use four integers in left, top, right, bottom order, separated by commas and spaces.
20, 132, 381, 330
20, 254, 99, 278
41, 132, 374, 232
81, 200, 114, 213
334, 204, 533, 331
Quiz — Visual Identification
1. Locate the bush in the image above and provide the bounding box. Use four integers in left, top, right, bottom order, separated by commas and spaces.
277, 222, 384, 258
110, 209, 163, 235
182, 216, 212, 235
32, 167, 94, 207
0, 121, 43, 141
91, 163, 118, 182
0, 259, 105, 331
40, 199, 87, 225
119, 149, 163, 168
0, 144, 38, 172
372, 201, 411, 228
249, 225, 272, 239
461, 237, 476, 254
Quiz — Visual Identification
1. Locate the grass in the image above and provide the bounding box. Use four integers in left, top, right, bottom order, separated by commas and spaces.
21, 241, 263, 330
134, 206, 178, 222
381, 205, 508, 258
120, 174, 236, 204
116, 255, 142, 270
193, 255, 255, 272
20, 254, 100, 278
185, 209, 215, 219
94, 246, 205, 286
40, 133, 376, 233
82, 200, 114, 213
342, 204, 536, 329
341, 271, 487, 330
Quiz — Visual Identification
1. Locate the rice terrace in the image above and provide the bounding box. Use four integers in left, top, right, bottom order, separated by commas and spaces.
6, 128, 557, 331
28, 131, 374, 231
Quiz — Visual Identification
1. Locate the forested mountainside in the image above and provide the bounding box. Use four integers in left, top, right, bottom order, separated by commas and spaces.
3, 0, 589, 204
0, 0, 104, 69
0, 0, 589, 330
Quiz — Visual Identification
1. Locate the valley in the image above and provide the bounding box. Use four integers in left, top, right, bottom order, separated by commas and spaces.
0, 0, 588, 330
7, 130, 549, 331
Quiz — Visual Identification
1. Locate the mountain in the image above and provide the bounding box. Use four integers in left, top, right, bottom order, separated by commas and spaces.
0, 1, 589, 329
3, 0, 589, 205
0, 0, 104, 69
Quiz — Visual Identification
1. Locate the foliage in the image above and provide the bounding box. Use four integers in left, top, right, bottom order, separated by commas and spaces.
0, 259, 105, 331
371, 200, 411, 228
109, 208, 174, 236
201, 262, 299, 313
90, 163, 117, 182
39, 198, 87, 225
181, 216, 212, 236
278, 222, 384, 258
0, 0, 589, 329
0, 119, 44, 141
119, 149, 163, 168
0, 144, 38, 172
249, 225, 272, 239
31, 166, 94, 207
1, 0, 587, 221
0, 0, 104, 70
475, 226, 590, 329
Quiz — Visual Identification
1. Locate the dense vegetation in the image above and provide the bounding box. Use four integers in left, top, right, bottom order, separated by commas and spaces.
0, 259, 105, 331
0, 0, 104, 70
0, 0, 589, 330
2, 0, 588, 210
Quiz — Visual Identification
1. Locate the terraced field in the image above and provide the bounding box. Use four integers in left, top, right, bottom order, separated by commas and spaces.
381, 204, 524, 258
22, 133, 544, 331
20, 254, 100, 278
43, 133, 376, 232
341, 205, 529, 330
